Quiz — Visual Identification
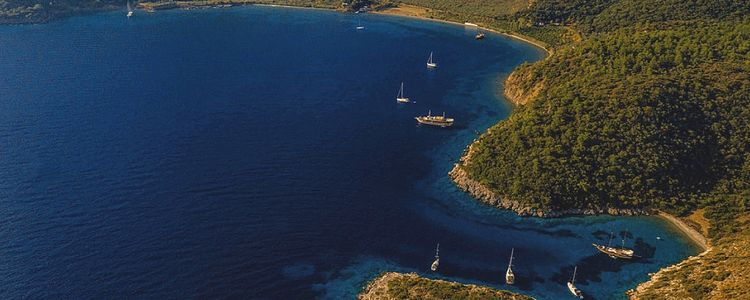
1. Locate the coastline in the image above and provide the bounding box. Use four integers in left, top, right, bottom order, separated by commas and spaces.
448, 136, 711, 251
656, 211, 709, 251
371, 5, 551, 55
137, 1, 338, 12
448, 141, 653, 218
449, 164, 653, 217
627, 248, 711, 298
625, 211, 711, 297
1, 0, 548, 58
358, 272, 533, 300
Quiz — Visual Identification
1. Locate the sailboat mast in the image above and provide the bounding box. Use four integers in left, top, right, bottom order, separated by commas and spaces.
572, 266, 578, 283
435, 243, 440, 258
508, 248, 514, 268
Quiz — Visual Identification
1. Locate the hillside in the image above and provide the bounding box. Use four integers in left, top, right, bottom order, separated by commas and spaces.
631, 192, 750, 299
358, 272, 533, 300
461, 21, 750, 215
450, 0, 750, 298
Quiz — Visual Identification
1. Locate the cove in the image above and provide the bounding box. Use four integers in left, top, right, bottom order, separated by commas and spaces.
0, 6, 699, 299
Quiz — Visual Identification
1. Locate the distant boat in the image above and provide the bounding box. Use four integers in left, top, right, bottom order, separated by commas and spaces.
126, 1, 134, 17
356, 19, 364, 30
505, 248, 515, 285
475, 31, 485, 40
430, 243, 440, 271
396, 82, 410, 103
567, 266, 584, 299
426, 51, 438, 69
415, 110, 454, 127
593, 231, 635, 259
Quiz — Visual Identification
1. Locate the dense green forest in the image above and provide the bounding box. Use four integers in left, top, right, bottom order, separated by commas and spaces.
0, 0, 123, 23
522, 0, 750, 33
466, 21, 750, 213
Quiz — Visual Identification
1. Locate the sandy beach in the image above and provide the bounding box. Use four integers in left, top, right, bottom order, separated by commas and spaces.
372, 4, 551, 55
657, 211, 709, 251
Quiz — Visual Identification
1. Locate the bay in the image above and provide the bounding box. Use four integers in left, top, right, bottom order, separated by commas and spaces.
0, 6, 698, 299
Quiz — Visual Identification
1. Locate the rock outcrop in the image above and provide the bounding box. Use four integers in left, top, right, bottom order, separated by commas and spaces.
358, 272, 532, 300
503, 66, 545, 105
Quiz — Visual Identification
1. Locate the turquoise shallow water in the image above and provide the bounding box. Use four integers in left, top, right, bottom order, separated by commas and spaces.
0, 6, 698, 299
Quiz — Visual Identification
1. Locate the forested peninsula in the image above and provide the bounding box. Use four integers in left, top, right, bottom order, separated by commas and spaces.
4, 0, 750, 298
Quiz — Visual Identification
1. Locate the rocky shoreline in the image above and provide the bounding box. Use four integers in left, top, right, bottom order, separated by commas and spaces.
627, 248, 712, 298
449, 141, 653, 218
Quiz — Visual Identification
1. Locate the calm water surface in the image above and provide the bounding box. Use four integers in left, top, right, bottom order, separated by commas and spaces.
0, 6, 698, 299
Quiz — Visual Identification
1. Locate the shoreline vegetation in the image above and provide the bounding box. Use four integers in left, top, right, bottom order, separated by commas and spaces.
358, 272, 532, 300
136, 0, 339, 12
450, 143, 653, 218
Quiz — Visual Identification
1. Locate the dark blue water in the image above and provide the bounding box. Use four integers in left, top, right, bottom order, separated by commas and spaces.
0, 6, 698, 299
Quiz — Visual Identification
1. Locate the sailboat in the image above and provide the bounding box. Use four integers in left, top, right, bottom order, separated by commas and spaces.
356, 19, 364, 30
567, 266, 584, 299
396, 82, 410, 103
426, 51, 438, 68
593, 231, 635, 259
126, 1, 134, 17
505, 248, 515, 285
430, 243, 440, 271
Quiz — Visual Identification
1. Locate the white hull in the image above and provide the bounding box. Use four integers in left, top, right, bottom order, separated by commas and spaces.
430, 243, 440, 271
396, 82, 409, 103
356, 26, 364, 30
426, 51, 437, 69
505, 268, 514, 285
127, 11, 133, 17
415, 118, 453, 127
567, 282, 583, 298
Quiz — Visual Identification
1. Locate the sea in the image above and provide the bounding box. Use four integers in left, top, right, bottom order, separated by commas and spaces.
0, 6, 699, 299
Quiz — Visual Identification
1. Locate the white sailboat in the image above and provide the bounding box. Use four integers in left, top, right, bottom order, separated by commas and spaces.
505, 248, 515, 284
356, 19, 364, 30
567, 266, 584, 299
126, 1, 134, 17
426, 51, 438, 68
430, 243, 440, 271
396, 82, 410, 103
